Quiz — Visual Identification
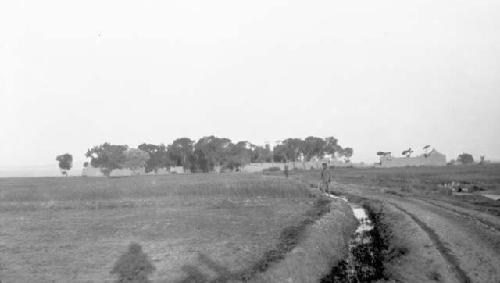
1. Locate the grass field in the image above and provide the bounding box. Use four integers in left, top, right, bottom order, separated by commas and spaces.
4, 165, 498, 282
291, 164, 500, 216
330, 164, 500, 192
0, 174, 321, 282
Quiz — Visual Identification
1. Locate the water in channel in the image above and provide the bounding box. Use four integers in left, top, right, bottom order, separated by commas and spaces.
321, 194, 382, 283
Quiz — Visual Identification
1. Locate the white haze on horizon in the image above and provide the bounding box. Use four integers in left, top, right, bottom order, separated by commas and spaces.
1, 0, 500, 176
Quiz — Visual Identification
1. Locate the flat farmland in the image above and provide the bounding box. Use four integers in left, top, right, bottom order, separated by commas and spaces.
0, 174, 319, 282
288, 164, 500, 282
330, 164, 500, 216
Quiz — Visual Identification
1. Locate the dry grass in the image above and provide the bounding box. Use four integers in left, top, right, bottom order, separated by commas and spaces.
289, 164, 500, 193
0, 174, 310, 203
289, 164, 500, 216
0, 174, 317, 282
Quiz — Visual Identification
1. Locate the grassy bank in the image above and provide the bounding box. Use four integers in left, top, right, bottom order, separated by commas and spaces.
257, 198, 357, 283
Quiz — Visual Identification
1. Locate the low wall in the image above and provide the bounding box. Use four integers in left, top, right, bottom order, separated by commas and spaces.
169, 166, 189, 174
82, 161, 360, 176
145, 168, 170, 175
82, 165, 191, 177
82, 167, 145, 177
242, 163, 284, 173
241, 161, 355, 173
380, 154, 446, 167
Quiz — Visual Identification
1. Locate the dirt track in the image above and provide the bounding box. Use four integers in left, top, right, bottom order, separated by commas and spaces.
340, 183, 500, 283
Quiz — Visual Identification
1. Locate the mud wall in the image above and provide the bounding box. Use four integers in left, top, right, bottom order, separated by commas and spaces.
380, 154, 446, 167
81, 166, 188, 177
82, 167, 146, 177
242, 161, 354, 173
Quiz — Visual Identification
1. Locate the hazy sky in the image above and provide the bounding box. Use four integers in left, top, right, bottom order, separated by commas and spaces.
1, 0, 500, 172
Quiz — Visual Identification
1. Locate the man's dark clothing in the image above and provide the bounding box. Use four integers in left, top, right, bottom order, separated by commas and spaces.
320, 168, 332, 193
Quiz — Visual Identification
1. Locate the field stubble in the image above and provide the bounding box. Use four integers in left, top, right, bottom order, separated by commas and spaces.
0, 174, 320, 282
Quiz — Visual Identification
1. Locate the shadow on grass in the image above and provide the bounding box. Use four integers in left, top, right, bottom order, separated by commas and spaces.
176, 197, 332, 282
111, 242, 155, 283
177, 253, 231, 283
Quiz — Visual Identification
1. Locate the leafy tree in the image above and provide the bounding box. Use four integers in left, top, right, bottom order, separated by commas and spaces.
264, 144, 273, 162
111, 242, 155, 283
274, 138, 304, 162
251, 144, 272, 163
123, 149, 150, 172
302, 136, 326, 161
457, 153, 474, 164
272, 143, 287, 163
85, 143, 128, 177
283, 138, 304, 162
168, 138, 195, 170
324, 136, 343, 158
226, 141, 252, 171
56, 153, 73, 176
342, 147, 353, 163
138, 143, 170, 173
194, 136, 232, 172
84, 136, 354, 174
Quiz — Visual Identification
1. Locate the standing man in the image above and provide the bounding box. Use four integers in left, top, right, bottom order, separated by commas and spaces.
320, 162, 332, 194
284, 163, 289, 178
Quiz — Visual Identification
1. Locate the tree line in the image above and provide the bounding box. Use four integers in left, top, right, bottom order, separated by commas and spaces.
80, 136, 353, 176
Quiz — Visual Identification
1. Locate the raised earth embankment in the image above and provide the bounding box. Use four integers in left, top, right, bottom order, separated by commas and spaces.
255, 198, 357, 283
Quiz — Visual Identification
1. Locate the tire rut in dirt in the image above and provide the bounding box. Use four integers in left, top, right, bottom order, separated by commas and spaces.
390, 203, 472, 283
414, 197, 500, 233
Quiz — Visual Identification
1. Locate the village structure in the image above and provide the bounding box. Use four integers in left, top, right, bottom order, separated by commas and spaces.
376, 148, 447, 167
82, 148, 448, 177
81, 154, 352, 177
240, 154, 353, 173
82, 160, 345, 177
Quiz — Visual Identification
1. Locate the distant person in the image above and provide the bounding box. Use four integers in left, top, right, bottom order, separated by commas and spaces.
284, 164, 289, 178
320, 162, 332, 194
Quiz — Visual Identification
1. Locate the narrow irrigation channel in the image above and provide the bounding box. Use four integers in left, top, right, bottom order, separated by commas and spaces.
321, 194, 387, 283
